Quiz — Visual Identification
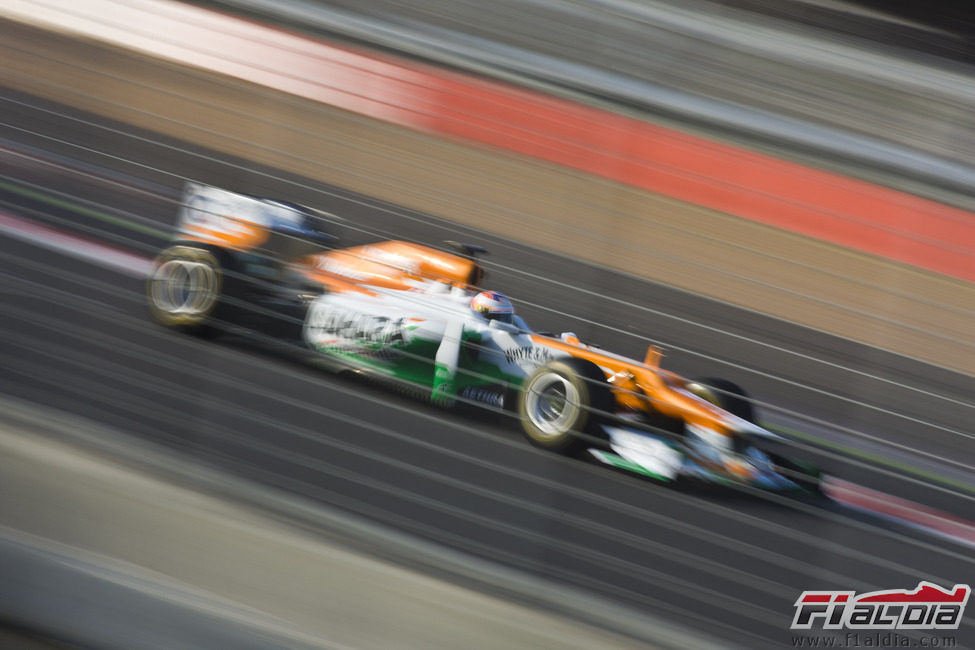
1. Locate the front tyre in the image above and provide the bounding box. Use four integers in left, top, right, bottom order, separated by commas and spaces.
147, 245, 224, 333
518, 358, 613, 454
686, 377, 755, 423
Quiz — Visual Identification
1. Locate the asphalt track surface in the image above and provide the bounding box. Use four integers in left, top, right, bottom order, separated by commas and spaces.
2, 89, 975, 648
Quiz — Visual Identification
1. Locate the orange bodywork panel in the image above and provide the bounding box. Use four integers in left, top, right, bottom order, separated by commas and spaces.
531, 335, 734, 435
297, 241, 481, 292
180, 218, 269, 251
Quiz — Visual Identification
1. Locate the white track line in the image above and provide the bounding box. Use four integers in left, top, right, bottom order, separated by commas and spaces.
0, 210, 153, 278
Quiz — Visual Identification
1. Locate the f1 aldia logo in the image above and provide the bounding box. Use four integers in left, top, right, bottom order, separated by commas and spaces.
791, 582, 970, 630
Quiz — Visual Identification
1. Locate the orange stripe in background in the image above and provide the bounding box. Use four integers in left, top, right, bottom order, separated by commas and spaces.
15, 0, 975, 282
394, 63, 975, 282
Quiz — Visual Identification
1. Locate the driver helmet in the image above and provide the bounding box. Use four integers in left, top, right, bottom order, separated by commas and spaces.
471, 291, 514, 324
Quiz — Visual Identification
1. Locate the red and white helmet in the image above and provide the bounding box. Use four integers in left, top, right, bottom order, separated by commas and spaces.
471, 291, 514, 323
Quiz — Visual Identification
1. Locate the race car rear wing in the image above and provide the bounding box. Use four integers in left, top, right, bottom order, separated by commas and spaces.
176, 182, 333, 260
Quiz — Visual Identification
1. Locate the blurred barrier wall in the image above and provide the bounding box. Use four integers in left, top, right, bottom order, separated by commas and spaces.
1, 1, 973, 374
203, 0, 975, 200
9, 2, 975, 281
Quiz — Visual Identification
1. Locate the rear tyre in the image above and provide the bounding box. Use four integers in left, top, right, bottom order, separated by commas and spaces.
518, 358, 613, 454
687, 377, 755, 422
147, 245, 227, 335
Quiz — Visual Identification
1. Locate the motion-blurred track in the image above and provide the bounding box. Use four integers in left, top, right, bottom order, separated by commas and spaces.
2, 89, 974, 648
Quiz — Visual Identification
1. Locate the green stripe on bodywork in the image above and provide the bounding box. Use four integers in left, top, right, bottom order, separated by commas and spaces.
432, 362, 454, 401
765, 421, 975, 496
319, 339, 440, 383
0, 179, 170, 239
313, 332, 525, 398
591, 450, 675, 482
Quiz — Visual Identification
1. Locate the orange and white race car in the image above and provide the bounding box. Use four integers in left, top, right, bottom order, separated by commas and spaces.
147, 183, 821, 491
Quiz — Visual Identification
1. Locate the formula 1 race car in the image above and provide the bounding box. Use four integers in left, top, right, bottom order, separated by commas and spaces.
147, 183, 822, 492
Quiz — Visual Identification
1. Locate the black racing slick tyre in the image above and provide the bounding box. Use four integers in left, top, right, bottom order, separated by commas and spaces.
147, 245, 227, 335
518, 358, 613, 454
687, 377, 755, 423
